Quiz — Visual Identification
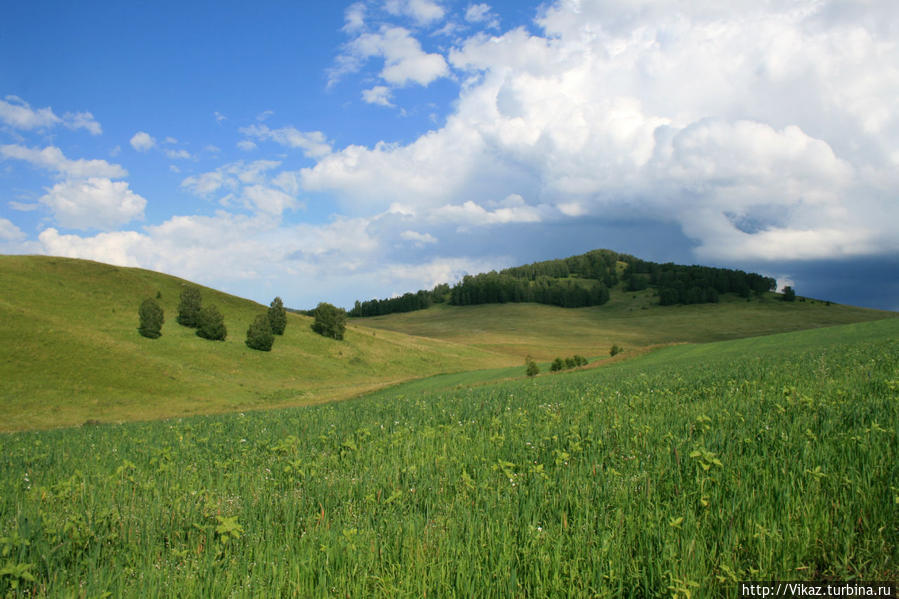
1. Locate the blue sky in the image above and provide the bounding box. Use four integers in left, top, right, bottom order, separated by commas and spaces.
2, 0, 898, 310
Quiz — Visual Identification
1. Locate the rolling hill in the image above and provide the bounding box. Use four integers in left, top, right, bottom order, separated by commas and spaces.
0, 255, 507, 431
1, 254, 894, 431
354, 287, 895, 361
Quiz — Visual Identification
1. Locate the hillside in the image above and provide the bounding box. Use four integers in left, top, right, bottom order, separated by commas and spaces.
1, 319, 895, 595
0, 255, 508, 431
355, 287, 896, 361
1, 254, 894, 431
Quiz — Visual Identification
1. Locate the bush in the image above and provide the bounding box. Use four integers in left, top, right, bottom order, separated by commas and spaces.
525, 357, 539, 377
573, 354, 587, 367
565, 356, 576, 369
246, 314, 274, 351
268, 297, 287, 335
311, 302, 347, 340
177, 286, 202, 327
610, 344, 622, 357
550, 357, 564, 372
196, 305, 227, 341
782, 286, 796, 302
138, 298, 164, 339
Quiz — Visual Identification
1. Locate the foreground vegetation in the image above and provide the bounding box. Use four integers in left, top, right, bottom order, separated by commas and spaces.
1, 319, 896, 597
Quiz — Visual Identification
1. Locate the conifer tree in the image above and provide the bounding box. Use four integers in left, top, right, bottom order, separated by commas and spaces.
196, 305, 227, 341
246, 314, 274, 351
268, 297, 287, 335
138, 298, 164, 339
177, 286, 202, 327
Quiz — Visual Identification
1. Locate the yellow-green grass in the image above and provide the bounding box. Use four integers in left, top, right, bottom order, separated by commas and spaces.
0, 319, 895, 595
0, 255, 508, 431
355, 289, 896, 361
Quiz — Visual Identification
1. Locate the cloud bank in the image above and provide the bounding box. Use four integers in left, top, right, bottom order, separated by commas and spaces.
5, 0, 899, 308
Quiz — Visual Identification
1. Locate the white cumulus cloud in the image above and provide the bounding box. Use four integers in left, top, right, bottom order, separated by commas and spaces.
240, 125, 332, 158
0, 218, 26, 241
0, 144, 127, 179
39, 178, 146, 230
362, 86, 395, 107
302, 0, 899, 263
130, 131, 156, 152
384, 0, 445, 26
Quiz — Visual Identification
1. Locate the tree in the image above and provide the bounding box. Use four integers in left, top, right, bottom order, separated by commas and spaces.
311, 302, 346, 340
525, 356, 539, 377
782, 286, 796, 302
138, 298, 164, 339
196, 305, 227, 341
610, 344, 622, 357
550, 357, 564, 372
246, 314, 274, 351
177, 286, 202, 328
268, 297, 287, 335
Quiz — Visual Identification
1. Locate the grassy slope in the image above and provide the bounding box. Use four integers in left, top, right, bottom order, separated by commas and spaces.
0, 255, 508, 431
356, 288, 896, 361
1, 319, 895, 595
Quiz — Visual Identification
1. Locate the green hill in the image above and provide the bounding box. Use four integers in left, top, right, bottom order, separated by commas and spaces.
0, 255, 507, 431
1, 254, 894, 431
355, 288, 895, 361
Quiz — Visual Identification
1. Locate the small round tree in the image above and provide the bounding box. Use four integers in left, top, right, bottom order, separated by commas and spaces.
550, 357, 564, 372
525, 359, 539, 377
196, 305, 227, 341
782, 286, 796, 302
246, 314, 274, 351
311, 302, 347, 340
138, 298, 164, 339
177, 286, 202, 328
268, 296, 287, 336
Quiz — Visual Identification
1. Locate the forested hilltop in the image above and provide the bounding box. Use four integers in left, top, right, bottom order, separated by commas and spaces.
350, 249, 777, 317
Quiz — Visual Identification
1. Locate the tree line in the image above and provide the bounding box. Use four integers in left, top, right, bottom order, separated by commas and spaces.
449, 273, 610, 308
622, 260, 776, 305
347, 248, 782, 318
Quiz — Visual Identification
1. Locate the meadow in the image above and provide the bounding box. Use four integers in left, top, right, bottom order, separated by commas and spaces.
356, 290, 894, 361
0, 256, 507, 431
2, 255, 893, 430
1, 318, 896, 597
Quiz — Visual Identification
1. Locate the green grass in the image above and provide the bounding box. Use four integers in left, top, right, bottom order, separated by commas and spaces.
356, 290, 895, 361
1, 319, 896, 597
0, 255, 508, 431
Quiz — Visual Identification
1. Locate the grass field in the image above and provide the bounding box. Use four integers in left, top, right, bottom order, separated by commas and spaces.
355, 290, 895, 361
1, 318, 896, 597
2, 255, 894, 431
0, 255, 508, 431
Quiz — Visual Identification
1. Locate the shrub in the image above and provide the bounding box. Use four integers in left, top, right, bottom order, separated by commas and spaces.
564, 356, 576, 369
177, 286, 202, 327
246, 314, 274, 351
311, 302, 347, 340
138, 298, 164, 339
268, 297, 287, 336
782, 286, 796, 302
610, 344, 622, 357
573, 354, 587, 367
196, 305, 227, 341
550, 357, 564, 372
525, 358, 539, 377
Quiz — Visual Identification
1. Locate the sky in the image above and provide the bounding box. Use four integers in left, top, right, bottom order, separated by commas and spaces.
1, 0, 898, 311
